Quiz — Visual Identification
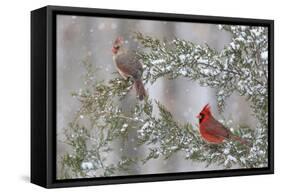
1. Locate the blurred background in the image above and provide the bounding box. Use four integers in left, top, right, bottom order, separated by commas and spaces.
57, 15, 257, 177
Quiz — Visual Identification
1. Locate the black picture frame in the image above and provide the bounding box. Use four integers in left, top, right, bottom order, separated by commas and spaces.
31, 5, 274, 188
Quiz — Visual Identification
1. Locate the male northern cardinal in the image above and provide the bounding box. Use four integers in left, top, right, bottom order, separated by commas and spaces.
112, 37, 146, 100
197, 104, 249, 146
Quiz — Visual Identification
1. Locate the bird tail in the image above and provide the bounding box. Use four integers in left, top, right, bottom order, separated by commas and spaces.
231, 135, 251, 147
134, 79, 146, 101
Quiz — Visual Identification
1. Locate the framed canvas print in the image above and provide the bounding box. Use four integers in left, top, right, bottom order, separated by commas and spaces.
31, 5, 274, 188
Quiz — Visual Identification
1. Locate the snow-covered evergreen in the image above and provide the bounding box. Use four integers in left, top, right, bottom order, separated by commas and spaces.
59, 25, 269, 179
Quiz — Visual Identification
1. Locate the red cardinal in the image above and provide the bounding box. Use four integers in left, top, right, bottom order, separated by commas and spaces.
112, 37, 146, 100
197, 104, 249, 146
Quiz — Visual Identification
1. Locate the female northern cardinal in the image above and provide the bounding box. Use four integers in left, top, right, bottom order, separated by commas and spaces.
112, 37, 146, 100
197, 104, 249, 146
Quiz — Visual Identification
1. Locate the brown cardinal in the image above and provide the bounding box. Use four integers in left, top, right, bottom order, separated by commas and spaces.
112, 37, 146, 100
197, 104, 249, 146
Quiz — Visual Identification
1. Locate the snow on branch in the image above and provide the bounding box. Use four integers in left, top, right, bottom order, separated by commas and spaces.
135, 26, 268, 122
59, 25, 269, 179
134, 25, 268, 167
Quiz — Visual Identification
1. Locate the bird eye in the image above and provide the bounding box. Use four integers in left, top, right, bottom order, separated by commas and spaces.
114, 45, 120, 49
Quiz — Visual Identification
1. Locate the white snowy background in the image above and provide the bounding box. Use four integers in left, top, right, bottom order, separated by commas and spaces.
57, 15, 258, 177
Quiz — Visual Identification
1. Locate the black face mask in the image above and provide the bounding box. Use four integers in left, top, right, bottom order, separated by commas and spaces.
199, 113, 205, 123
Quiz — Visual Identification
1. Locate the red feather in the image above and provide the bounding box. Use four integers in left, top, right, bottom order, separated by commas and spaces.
197, 104, 249, 145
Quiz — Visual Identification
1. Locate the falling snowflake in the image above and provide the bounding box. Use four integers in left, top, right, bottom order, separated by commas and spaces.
87, 51, 92, 56
98, 23, 105, 30
111, 23, 117, 29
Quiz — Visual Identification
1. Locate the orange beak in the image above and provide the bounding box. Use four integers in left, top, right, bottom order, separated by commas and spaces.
112, 47, 118, 54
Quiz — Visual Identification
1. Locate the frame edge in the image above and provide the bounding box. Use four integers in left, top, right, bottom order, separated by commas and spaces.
31, 6, 48, 188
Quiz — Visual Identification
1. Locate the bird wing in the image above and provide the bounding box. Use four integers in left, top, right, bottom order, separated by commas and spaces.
115, 52, 143, 79
202, 116, 230, 138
